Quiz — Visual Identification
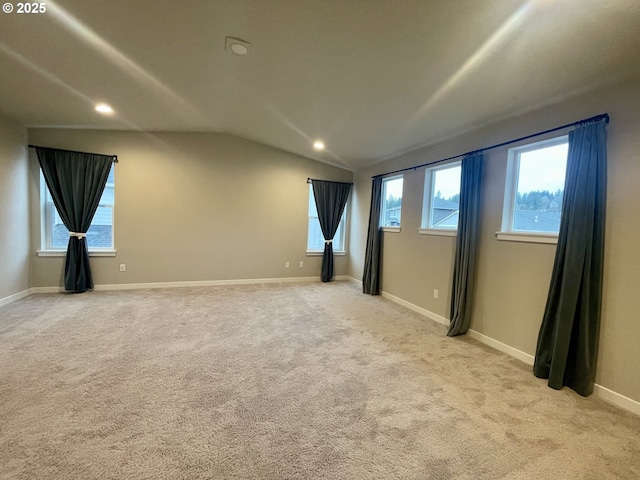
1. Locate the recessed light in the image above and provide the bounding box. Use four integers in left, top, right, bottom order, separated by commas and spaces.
95, 103, 113, 114
313, 141, 325, 151
230, 43, 248, 55
225, 37, 251, 56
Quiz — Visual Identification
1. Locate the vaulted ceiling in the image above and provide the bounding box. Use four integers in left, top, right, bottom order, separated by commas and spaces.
1, 0, 639, 170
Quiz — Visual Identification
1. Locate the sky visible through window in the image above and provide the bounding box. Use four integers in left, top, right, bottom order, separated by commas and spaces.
517, 143, 568, 193
420, 143, 568, 199
512, 140, 568, 233
384, 177, 403, 200
433, 165, 461, 198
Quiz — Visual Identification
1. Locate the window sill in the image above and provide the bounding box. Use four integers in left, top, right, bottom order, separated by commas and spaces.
381, 226, 401, 233
496, 232, 558, 244
306, 251, 346, 256
418, 228, 457, 237
37, 250, 117, 257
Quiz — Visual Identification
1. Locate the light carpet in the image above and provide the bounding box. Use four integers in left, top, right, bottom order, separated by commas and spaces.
0, 281, 639, 479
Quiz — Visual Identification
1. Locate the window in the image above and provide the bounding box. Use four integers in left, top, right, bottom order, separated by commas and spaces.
41, 165, 115, 252
499, 136, 568, 241
307, 185, 346, 253
381, 175, 403, 229
421, 162, 461, 234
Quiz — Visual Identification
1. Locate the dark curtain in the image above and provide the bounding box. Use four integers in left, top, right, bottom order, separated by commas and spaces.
533, 120, 607, 396
448, 152, 483, 336
362, 177, 383, 295
36, 147, 114, 293
311, 180, 352, 282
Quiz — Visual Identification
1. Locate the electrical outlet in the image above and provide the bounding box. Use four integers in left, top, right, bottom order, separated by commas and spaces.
299, 261, 304, 268
285, 261, 290, 268
433, 289, 439, 299
119, 264, 126, 272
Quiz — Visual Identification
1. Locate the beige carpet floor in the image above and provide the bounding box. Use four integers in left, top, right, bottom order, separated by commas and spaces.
1, 281, 639, 479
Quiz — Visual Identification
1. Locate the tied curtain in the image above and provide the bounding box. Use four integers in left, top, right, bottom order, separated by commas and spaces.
362, 177, 383, 295
311, 180, 352, 282
448, 152, 483, 336
36, 147, 114, 293
533, 120, 607, 396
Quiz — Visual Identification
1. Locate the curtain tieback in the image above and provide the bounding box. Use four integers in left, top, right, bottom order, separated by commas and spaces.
69, 232, 87, 239
325, 239, 333, 244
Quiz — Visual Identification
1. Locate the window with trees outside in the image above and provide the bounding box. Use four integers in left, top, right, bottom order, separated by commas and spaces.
501, 136, 568, 238
307, 185, 346, 253
42, 165, 115, 251
421, 162, 461, 234
380, 175, 403, 229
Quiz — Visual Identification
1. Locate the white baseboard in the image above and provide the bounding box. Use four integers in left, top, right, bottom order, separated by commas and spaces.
29, 275, 351, 295
31, 275, 350, 294
30, 286, 63, 294
593, 384, 640, 416
379, 289, 640, 417
380, 290, 449, 326
0, 288, 32, 308
466, 329, 535, 366
93, 276, 325, 291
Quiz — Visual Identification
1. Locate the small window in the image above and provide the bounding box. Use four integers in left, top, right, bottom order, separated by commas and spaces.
501, 136, 568, 235
42, 165, 115, 250
381, 175, 403, 228
307, 185, 346, 253
421, 162, 461, 231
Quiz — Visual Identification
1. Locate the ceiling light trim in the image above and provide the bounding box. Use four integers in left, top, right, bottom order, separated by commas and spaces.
225, 37, 251, 56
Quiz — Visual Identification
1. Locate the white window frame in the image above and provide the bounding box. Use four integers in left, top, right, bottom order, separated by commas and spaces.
306, 184, 347, 256
419, 161, 461, 237
380, 175, 403, 232
497, 135, 568, 244
38, 170, 116, 257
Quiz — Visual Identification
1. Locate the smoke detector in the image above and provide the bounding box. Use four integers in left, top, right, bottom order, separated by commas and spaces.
225, 37, 251, 55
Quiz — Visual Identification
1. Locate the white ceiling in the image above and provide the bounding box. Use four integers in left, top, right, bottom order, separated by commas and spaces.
1, 0, 639, 170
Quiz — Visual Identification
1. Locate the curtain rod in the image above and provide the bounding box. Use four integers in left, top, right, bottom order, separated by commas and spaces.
28, 144, 118, 163
372, 113, 609, 179
307, 177, 353, 185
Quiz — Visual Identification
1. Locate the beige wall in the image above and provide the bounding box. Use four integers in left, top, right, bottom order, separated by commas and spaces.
349, 78, 640, 404
0, 116, 29, 300
28, 130, 352, 287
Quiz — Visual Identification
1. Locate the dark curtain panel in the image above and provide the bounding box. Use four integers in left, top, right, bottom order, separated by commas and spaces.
448, 152, 483, 336
36, 147, 114, 293
533, 120, 607, 396
362, 177, 383, 295
311, 180, 352, 282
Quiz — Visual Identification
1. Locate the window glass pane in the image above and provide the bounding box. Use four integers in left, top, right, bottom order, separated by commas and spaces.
50, 218, 114, 249
513, 142, 568, 233
382, 177, 403, 227
431, 166, 461, 228
308, 186, 318, 217
50, 202, 68, 248
333, 219, 344, 251
307, 217, 324, 251
307, 185, 345, 251
87, 206, 113, 248
101, 185, 114, 205
43, 164, 114, 249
